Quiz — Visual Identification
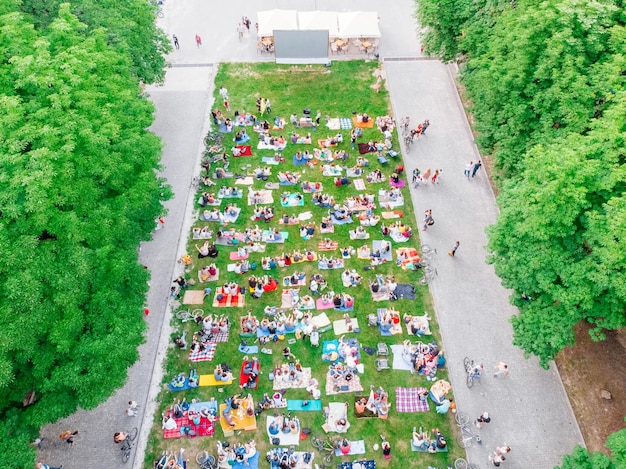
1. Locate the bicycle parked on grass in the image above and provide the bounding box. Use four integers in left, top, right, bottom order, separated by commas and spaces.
455, 412, 482, 448
114, 427, 137, 463
196, 450, 218, 469
464, 357, 484, 388
311, 436, 340, 464
454, 457, 481, 469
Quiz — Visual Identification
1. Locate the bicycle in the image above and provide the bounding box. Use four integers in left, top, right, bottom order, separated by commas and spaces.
454, 457, 481, 469
155, 450, 175, 469
311, 436, 340, 464
404, 133, 414, 150
176, 308, 203, 323
118, 427, 138, 463
196, 450, 218, 469
455, 413, 481, 448
418, 263, 438, 285
400, 117, 411, 136
464, 357, 483, 388
156, 9, 164, 18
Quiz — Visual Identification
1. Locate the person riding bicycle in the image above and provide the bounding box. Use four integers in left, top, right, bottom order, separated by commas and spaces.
470, 363, 484, 379
114, 432, 127, 444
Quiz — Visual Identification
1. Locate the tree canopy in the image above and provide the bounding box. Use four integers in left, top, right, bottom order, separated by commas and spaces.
417, 0, 626, 364
0, 4, 168, 465
557, 425, 626, 468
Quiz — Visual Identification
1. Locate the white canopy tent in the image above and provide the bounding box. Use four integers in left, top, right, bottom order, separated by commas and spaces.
257, 9, 298, 37
297, 11, 339, 37
337, 11, 381, 38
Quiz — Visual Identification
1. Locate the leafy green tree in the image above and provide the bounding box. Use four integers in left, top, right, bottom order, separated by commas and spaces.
557, 424, 626, 468
20, 0, 171, 84
462, 0, 622, 175
487, 92, 626, 366
0, 5, 168, 465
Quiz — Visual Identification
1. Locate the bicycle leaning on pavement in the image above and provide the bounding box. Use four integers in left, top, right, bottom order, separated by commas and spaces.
464, 357, 483, 388
114, 427, 138, 463
455, 412, 482, 449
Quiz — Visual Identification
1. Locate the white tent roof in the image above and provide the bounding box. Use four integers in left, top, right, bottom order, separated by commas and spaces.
297, 11, 339, 37
337, 11, 381, 38
257, 9, 298, 37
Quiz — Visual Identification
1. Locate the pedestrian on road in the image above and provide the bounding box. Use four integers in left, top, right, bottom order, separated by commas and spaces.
172, 34, 179, 50
472, 159, 482, 177
431, 169, 440, 184
421, 168, 431, 183
494, 361, 509, 378
496, 445, 511, 457
59, 430, 78, 447
36, 463, 62, 469
464, 161, 473, 179
422, 209, 434, 231
448, 241, 460, 257
195, 34, 202, 47
412, 168, 420, 186
421, 119, 430, 134
489, 453, 505, 466
128, 400, 139, 410
237, 23, 245, 40
475, 411, 491, 428
245, 17, 251, 31
125, 406, 138, 417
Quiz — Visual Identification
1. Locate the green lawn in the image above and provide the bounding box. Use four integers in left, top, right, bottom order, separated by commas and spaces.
144, 61, 462, 468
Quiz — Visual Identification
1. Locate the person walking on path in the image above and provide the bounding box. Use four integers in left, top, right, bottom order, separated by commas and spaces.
36, 463, 62, 469
448, 241, 460, 257
237, 22, 245, 40
464, 161, 473, 179
245, 17, 251, 32
420, 119, 430, 134
412, 168, 421, 187
195, 34, 202, 47
431, 169, 440, 185
475, 411, 491, 428
172, 34, 179, 50
125, 406, 138, 417
59, 430, 78, 447
422, 209, 434, 231
494, 361, 509, 378
472, 159, 482, 178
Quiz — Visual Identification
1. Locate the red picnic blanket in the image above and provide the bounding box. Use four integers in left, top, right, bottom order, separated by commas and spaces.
163, 410, 216, 439
395, 387, 430, 413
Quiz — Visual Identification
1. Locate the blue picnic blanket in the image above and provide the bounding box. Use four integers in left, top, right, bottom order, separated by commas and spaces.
340, 118, 353, 130
287, 400, 323, 411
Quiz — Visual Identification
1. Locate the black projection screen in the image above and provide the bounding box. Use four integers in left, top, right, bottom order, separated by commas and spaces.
274, 30, 330, 65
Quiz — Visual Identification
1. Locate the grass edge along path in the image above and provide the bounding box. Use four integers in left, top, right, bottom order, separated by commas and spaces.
144, 61, 462, 469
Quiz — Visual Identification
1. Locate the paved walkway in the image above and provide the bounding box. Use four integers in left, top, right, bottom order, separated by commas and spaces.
384, 60, 584, 468
38, 2, 584, 469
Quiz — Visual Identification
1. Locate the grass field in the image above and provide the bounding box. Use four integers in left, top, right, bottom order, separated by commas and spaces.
143, 61, 463, 469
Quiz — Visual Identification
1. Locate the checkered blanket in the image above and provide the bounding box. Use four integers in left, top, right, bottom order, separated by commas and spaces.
213, 287, 245, 307
163, 410, 216, 439
340, 118, 353, 130
189, 342, 217, 362
395, 387, 430, 413
272, 365, 312, 390
212, 327, 229, 343
326, 371, 364, 395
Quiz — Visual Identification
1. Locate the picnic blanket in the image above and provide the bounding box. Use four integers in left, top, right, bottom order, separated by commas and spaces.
240, 358, 260, 389
371, 291, 390, 303
301, 183, 322, 193
353, 179, 366, 191
357, 143, 375, 155
258, 141, 286, 151
233, 145, 252, 157
168, 375, 197, 392
333, 318, 359, 335
213, 171, 234, 179
340, 118, 353, 130
411, 441, 448, 452
248, 190, 274, 205
281, 289, 299, 309
266, 450, 313, 469
326, 118, 341, 130
325, 371, 363, 395
382, 210, 403, 219
309, 312, 331, 329
391, 344, 413, 371
266, 415, 300, 446
278, 218, 300, 226
219, 122, 233, 133
330, 214, 353, 225
322, 340, 340, 362
219, 403, 257, 431
338, 461, 376, 469
262, 157, 280, 165
324, 402, 350, 433
188, 343, 217, 362
287, 400, 323, 411
395, 387, 430, 413
352, 117, 374, 128
293, 251, 318, 263
357, 246, 371, 259
234, 452, 260, 469
318, 240, 339, 251
315, 298, 335, 310
223, 207, 241, 223
213, 287, 245, 307
229, 251, 249, 260
320, 224, 334, 234
334, 440, 366, 456
322, 166, 344, 177
283, 276, 306, 287
272, 365, 311, 390
235, 177, 254, 185
239, 344, 259, 354
391, 284, 417, 301
397, 248, 420, 269
198, 268, 219, 283
377, 308, 403, 336
199, 374, 233, 386
262, 230, 288, 243
280, 193, 305, 207
163, 410, 215, 439
349, 230, 370, 240
292, 154, 308, 166
182, 289, 205, 305
318, 259, 345, 270
372, 240, 393, 262
265, 182, 280, 190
